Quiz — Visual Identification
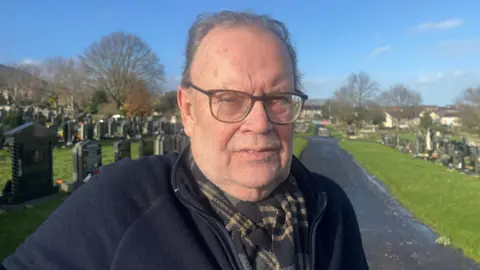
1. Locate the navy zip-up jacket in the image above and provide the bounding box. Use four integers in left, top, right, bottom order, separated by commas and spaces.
2, 149, 369, 269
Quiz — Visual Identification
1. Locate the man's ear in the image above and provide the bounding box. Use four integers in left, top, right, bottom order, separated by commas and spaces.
177, 85, 194, 137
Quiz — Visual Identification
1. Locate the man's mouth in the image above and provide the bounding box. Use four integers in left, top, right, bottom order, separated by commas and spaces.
236, 148, 280, 159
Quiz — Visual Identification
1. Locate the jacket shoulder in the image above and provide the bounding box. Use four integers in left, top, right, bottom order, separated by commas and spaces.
2, 153, 179, 270
94, 153, 179, 203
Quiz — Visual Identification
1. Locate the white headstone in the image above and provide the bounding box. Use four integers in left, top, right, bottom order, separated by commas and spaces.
426, 129, 432, 151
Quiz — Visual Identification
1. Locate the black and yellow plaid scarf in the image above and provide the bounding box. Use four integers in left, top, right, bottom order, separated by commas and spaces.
188, 151, 310, 270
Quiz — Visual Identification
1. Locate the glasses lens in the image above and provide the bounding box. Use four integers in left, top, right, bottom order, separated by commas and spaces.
211, 91, 252, 122
265, 94, 303, 124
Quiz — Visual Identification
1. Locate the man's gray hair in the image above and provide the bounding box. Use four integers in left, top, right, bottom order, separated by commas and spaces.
181, 11, 302, 92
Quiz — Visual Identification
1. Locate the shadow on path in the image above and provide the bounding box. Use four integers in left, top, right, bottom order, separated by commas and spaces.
300, 136, 479, 270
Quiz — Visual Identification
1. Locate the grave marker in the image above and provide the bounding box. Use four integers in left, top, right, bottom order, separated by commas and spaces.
114, 139, 131, 161
0, 123, 58, 205
154, 134, 165, 155
72, 140, 102, 184
138, 137, 154, 156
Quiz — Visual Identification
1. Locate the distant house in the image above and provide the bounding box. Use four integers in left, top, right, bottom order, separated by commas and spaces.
416, 106, 462, 127
300, 104, 323, 119
438, 110, 462, 127
418, 110, 441, 123
383, 107, 422, 128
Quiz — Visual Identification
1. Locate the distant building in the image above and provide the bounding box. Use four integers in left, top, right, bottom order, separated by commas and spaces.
383, 107, 423, 128
382, 105, 463, 128
300, 104, 322, 119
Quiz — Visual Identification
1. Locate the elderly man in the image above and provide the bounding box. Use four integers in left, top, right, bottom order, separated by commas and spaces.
2, 11, 368, 270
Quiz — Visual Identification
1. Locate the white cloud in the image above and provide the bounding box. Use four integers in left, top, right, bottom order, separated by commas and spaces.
368, 45, 392, 57
411, 19, 463, 33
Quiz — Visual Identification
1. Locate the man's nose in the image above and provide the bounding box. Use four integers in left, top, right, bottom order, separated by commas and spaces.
242, 101, 274, 133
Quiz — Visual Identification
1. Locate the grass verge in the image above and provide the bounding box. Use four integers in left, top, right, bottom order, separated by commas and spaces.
340, 139, 480, 262
293, 123, 315, 157
293, 137, 308, 157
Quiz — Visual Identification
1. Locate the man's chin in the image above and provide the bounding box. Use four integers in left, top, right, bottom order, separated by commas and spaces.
232, 169, 286, 189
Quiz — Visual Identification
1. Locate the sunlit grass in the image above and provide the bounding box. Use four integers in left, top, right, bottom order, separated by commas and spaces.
340, 139, 480, 263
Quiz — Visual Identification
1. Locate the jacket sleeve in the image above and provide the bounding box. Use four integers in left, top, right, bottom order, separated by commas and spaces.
341, 192, 370, 269
1, 159, 144, 270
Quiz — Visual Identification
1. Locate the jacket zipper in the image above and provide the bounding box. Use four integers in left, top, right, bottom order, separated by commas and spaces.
310, 193, 327, 270
176, 189, 243, 270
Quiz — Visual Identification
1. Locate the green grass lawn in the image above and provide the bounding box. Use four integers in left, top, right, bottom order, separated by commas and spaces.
326, 125, 344, 139
0, 131, 313, 261
293, 123, 315, 157
340, 139, 480, 263
293, 137, 308, 157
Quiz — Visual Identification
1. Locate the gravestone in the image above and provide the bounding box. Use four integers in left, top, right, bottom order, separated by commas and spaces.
138, 137, 154, 156
80, 123, 88, 141
0, 123, 58, 205
154, 134, 165, 155
117, 121, 125, 138
86, 123, 94, 140
64, 140, 102, 192
95, 121, 106, 140
114, 139, 131, 161
62, 121, 70, 145
108, 119, 118, 138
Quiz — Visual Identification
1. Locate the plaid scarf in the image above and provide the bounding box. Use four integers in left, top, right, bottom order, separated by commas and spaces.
187, 151, 310, 270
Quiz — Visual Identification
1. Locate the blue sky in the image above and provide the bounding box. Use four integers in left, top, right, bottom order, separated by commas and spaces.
1, 0, 479, 105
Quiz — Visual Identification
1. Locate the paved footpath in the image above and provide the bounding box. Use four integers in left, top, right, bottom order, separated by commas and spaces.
300, 137, 479, 270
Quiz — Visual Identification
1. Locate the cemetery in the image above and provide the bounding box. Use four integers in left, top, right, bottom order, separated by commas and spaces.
0, 105, 196, 260
331, 125, 480, 263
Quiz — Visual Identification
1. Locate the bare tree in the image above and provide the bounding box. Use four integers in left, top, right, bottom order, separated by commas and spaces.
378, 84, 423, 143
332, 86, 356, 107
3, 63, 47, 105
332, 72, 379, 125
456, 87, 480, 131
42, 57, 89, 109
80, 32, 165, 109
346, 72, 380, 109
378, 84, 423, 107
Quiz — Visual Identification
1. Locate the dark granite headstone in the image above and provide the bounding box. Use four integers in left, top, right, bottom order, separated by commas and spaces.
0, 123, 58, 205
108, 119, 118, 138
72, 140, 102, 183
114, 139, 131, 161
138, 137, 154, 156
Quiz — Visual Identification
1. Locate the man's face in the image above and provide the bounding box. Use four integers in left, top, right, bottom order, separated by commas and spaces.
178, 26, 295, 201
